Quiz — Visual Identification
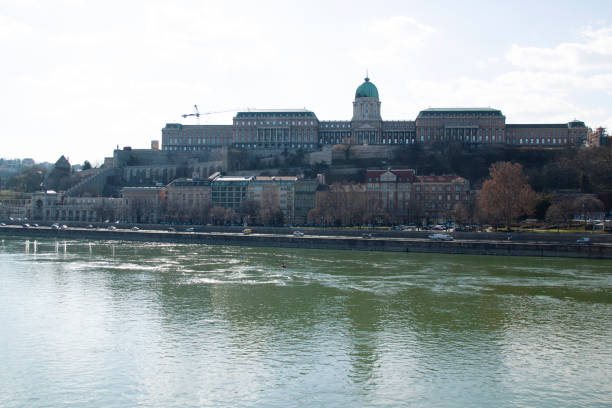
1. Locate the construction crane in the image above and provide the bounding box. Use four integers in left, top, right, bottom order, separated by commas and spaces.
181, 105, 239, 123
182, 104, 201, 119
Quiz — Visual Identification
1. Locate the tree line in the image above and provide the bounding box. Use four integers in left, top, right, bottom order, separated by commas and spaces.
391, 143, 612, 193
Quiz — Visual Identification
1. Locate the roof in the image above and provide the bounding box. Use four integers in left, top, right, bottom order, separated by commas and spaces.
506, 124, 568, 129
253, 176, 298, 182
355, 77, 379, 99
121, 186, 165, 191
568, 120, 586, 128
163, 124, 232, 131
239, 109, 313, 113
418, 108, 503, 117
235, 109, 317, 118
213, 176, 254, 182
167, 178, 211, 187
54, 155, 71, 169
416, 175, 465, 183
366, 169, 416, 182
420, 107, 501, 112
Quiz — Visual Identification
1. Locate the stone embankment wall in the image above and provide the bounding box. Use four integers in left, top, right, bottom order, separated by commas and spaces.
2, 226, 612, 259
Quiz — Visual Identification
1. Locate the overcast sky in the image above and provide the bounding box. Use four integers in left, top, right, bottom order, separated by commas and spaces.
2, 0, 612, 165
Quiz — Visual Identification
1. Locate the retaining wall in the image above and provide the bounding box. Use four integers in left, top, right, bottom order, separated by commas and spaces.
2, 226, 612, 259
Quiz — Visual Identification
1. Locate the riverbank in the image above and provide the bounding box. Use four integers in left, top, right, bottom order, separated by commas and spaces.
2, 225, 612, 259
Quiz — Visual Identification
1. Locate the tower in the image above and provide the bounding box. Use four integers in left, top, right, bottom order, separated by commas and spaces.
352, 76, 381, 121
351, 77, 382, 144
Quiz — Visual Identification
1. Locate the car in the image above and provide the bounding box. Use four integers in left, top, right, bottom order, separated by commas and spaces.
131, 226, 140, 231
86, 224, 94, 229
185, 227, 195, 232
292, 231, 305, 237
61, 225, 68, 230
107, 225, 117, 230
428, 233, 454, 241
362, 233, 373, 239
242, 228, 252, 234
33, 223, 39, 227
0, 222, 6, 226
576, 237, 591, 244
167, 227, 176, 232
51, 223, 60, 230
22, 223, 31, 229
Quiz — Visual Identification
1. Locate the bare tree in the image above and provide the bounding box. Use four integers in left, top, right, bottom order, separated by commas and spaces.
573, 196, 605, 229
240, 199, 260, 225
545, 198, 575, 229
478, 162, 537, 228
209, 206, 226, 225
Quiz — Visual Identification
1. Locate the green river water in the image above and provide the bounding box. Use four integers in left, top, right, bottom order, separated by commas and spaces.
1, 237, 611, 407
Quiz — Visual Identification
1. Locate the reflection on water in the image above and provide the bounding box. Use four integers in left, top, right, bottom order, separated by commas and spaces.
0, 237, 611, 407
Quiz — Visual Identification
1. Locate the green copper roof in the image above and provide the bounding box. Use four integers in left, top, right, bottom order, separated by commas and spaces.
355, 77, 379, 99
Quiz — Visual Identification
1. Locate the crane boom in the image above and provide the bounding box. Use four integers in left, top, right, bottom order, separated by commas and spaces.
181, 105, 200, 118
181, 105, 238, 119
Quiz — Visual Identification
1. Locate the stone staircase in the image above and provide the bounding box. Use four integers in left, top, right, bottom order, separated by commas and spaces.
65, 167, 117, 197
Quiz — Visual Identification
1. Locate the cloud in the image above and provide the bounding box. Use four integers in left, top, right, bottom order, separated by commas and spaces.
351, 16, 435, 66
367, 16, 435, 49
381, 25, 612, 128
0, 15, 35, 42
506, 27, 612, 73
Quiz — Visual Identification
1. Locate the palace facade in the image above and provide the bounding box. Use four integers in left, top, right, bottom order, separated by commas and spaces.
161, 77, 588, 152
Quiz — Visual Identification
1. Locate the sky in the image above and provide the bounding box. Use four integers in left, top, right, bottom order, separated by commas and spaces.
1, 0, 612, 165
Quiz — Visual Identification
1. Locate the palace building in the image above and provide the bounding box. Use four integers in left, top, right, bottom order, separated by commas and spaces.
161, 77, 588, 152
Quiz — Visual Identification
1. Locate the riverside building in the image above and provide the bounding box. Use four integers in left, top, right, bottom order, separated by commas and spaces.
366, 169, 471, 222
161, 77, 588, 152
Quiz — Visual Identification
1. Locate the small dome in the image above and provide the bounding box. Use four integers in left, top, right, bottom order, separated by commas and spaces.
355, 77, 379, 99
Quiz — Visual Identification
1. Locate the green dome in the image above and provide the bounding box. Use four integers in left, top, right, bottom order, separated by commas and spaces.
355, 77, 379, 99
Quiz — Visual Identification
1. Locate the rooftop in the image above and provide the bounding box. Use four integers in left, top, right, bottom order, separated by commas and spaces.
418, 108, 504, 117
213, 176, 254, 182
235, 109, 317, 119
507, 124, 568, 129
417, 175, 465, 183
167, 178, 211, 187
366, 169, 417, 183
252, 176, 298, 183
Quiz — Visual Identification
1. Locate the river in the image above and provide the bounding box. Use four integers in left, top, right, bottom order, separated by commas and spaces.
1, 237, 611, 407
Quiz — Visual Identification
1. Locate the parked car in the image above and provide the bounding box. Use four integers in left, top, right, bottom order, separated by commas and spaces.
22, 223, 31, 229
292, 231, 305, 237
185, 227, 195, 232
61, 225, 68, 230
86, 224, 94, 229
131, 226, 140, 231
32, 223, 39, 227
428, 233, 454, 241
242, 228, 252, 234
51, 223, 60, 230
362, 233, 373, 239
167, 227, 176, 232
576, 237, 591, 244
0, 222, 6, 226
107, 225, 117, 230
